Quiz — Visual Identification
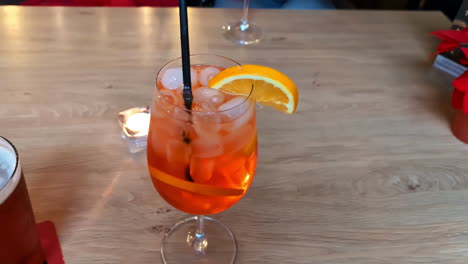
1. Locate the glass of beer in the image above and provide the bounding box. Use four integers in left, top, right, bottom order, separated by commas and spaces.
0, 137, 46, 264
147, 54, 257, 263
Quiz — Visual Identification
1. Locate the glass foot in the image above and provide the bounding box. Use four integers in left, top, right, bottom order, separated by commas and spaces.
223, 21, 263, 45
161, 216, 236, 264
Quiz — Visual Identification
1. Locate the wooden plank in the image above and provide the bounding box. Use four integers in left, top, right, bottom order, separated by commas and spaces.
1, 6, 463, 263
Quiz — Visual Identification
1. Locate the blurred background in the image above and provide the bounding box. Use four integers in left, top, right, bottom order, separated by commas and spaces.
0, 0, 463, 21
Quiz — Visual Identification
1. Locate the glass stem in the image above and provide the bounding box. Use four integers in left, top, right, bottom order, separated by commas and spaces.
196, 215, 204, 237
240, 0, 250, 31
193, 215, 208, 253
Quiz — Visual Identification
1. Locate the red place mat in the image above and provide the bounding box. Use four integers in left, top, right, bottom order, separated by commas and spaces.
37, 221, 65, 264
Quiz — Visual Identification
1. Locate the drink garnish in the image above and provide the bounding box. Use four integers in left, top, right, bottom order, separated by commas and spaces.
208, 65, 299, 114
149, 166, 244, 197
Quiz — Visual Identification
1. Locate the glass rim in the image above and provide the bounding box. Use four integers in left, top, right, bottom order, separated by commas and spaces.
0, 136, 20, 202
155, 54, 254, 114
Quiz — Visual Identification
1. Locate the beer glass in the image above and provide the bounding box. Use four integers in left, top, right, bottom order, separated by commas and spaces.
0, 137, 46, 264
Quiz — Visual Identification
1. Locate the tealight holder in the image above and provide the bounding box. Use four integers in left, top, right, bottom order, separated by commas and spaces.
117, 106, 150, 153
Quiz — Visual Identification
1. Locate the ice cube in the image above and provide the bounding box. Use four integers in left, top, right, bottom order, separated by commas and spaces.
191, 111, 222, 146
230, 123, 256, 153
192, 114, 221, 138
161, 67, 198, 90
219, 157, 250, 188
148, 129, 168, 157
231, 100, 254, 129
167, 105, 191, 122
218, 96, 249, 121
199, 66, 221, 87
166, 139, 191, 165
159, 89, 180, 105
189, 157, 215, 183
193, 87, 225, 109
191, 136, 224, 158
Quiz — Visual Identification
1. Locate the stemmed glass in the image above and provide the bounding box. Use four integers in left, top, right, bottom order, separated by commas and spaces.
223, 0, 263, 45
147, 54, 257, 263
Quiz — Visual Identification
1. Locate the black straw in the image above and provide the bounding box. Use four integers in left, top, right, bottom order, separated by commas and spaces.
179, 0, 193, 110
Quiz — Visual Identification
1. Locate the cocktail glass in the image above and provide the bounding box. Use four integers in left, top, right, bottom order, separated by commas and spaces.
147, 54, 257, 263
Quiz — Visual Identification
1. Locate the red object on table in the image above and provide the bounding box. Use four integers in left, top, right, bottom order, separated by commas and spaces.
452, 109, 468, 144
430, 29, 468, 143
21, 0, 178, 7
451, 71, 468, 143
430, 28, 468, 65
37, 221, 64, 264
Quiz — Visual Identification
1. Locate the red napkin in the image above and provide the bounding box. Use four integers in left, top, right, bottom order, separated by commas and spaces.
37, 221, 65, 264
21, 0, 178, 7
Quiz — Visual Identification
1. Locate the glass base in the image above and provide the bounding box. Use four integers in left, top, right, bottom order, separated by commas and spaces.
223, 21, 263, 45
161, 216, 237, 264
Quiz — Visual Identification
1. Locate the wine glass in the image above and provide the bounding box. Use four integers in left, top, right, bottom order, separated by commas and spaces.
147, 54, 257, 263
223, 0, 263, 45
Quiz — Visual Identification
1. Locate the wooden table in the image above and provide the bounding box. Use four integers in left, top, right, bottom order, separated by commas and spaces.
0, 6, 463, 264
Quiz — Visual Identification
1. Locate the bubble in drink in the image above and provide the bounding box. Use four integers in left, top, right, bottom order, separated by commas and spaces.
161, 67, 198, 90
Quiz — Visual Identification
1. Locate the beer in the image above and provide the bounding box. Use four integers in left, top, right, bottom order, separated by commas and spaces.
0, 137, 46, 264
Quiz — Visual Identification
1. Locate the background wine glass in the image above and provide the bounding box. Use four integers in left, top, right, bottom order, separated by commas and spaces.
223, 0, 263, 45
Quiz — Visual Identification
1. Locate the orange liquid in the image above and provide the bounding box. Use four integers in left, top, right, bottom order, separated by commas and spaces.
147, 65, 257, 215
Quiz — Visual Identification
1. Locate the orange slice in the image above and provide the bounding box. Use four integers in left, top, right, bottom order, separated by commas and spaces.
208, 65, 299, 114
149, 166, 244, 197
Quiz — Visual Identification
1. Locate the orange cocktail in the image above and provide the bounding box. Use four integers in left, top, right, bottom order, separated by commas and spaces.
147, 55, 257, 215
147, 54, 297, 263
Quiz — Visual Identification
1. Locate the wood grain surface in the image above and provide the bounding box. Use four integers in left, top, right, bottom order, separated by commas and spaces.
0, 6, 464, 264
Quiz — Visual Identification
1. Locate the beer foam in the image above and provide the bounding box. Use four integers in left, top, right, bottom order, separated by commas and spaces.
0, 138, 20, 205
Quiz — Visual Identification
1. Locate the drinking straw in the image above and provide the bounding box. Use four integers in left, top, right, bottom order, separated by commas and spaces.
179, 0, 193, 110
